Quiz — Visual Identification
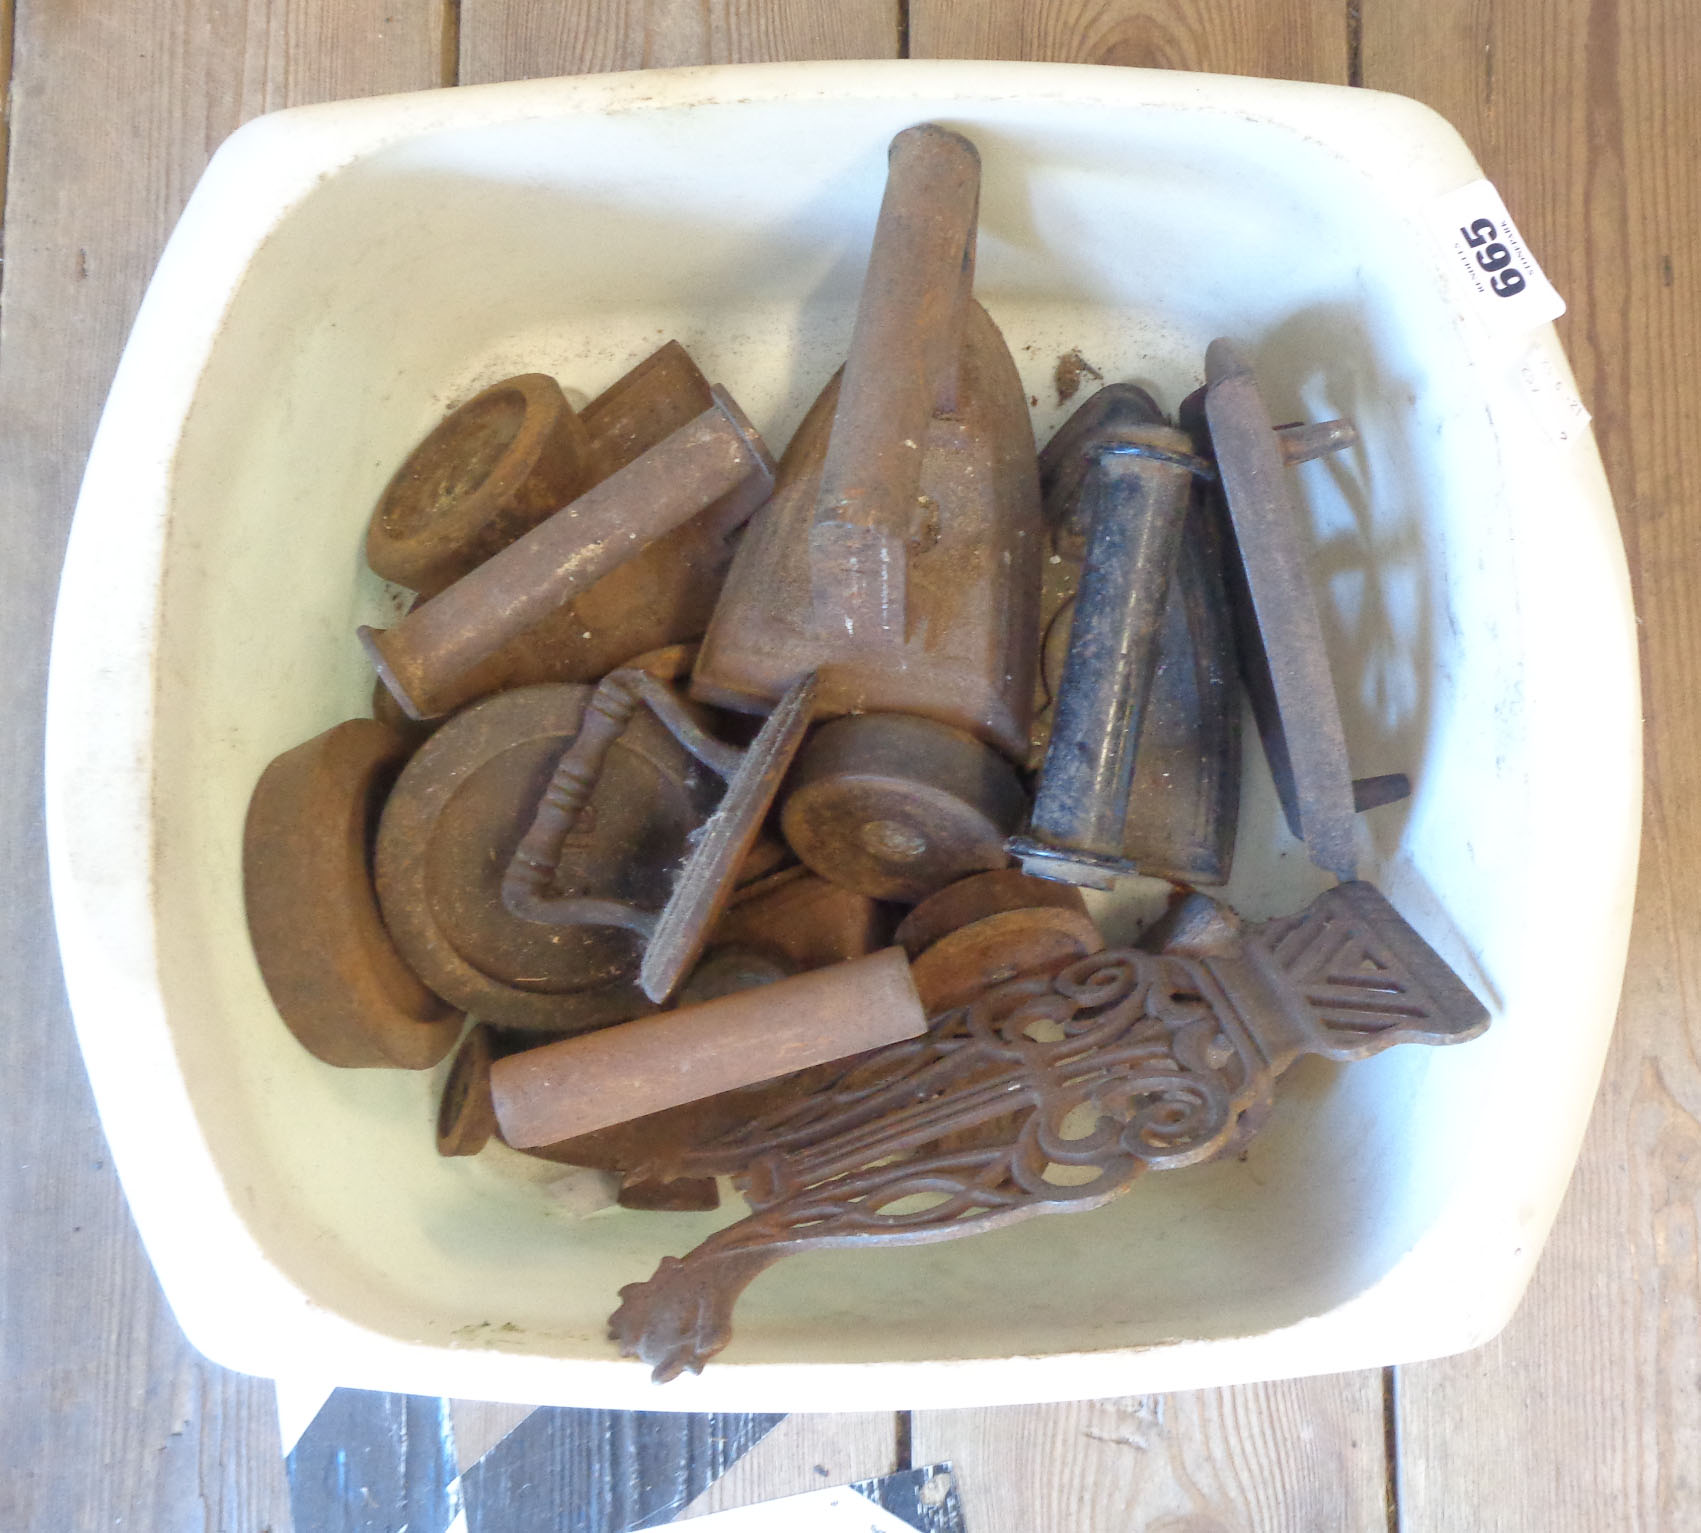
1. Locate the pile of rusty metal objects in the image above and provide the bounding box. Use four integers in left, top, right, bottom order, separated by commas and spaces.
243, 123, 1490, 1383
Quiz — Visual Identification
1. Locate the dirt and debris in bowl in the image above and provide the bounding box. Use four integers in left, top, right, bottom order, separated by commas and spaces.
1054, 348, 1104, 404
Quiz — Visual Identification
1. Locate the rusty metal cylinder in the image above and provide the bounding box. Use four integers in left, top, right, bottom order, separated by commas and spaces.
361, 387, 776, 719
490, 947, 927, 1147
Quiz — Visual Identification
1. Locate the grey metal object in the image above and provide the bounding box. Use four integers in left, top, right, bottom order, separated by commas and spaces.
1008, 425, 1199, 889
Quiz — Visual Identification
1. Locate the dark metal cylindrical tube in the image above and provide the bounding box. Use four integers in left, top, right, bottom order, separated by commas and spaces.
1010, 426, 1195, 888
490, 946, 928, 1147
362, 387, 775, 719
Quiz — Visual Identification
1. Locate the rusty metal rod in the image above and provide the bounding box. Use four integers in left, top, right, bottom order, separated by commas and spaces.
809, 123, 980, 644
1009, 425, 1197, 889
362, 386, 775, 719
490, 947, 928, 1147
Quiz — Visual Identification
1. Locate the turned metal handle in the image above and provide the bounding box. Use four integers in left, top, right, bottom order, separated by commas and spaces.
501, 668, 738, 935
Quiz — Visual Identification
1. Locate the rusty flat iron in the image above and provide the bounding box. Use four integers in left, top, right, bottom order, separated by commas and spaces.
501, 668, 818, 1003
691, 123, 1042, 762
1030, 383, 1243, 886
367, 345, 773, 719
470, 343, 768, 695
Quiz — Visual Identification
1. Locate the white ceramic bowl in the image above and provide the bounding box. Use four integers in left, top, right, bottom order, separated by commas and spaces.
46, 60, 1639, 1410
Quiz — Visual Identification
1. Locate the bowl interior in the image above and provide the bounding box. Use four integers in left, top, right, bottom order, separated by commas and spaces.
149, 87, 1531, 1371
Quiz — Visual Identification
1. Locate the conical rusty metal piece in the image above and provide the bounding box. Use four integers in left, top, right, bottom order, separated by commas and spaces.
808, 123, 980, 643
691, 126, 1042, 762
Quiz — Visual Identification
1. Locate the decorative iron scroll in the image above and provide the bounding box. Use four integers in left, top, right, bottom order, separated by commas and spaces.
608, 880, 1488, 1382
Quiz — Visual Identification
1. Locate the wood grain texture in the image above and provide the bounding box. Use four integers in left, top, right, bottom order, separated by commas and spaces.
1365, 3, 1701, 1529
450, 1397, 538, 1476
679, 1412, 899, 1519
286, 1391, 458, 1533
915, 1379, 1390, 1533
910, 0, 1348, 82
0, 2, 442, 1530
0, 0, 13, 233
457, 0, 897, 86
457, 1406, 784, 1531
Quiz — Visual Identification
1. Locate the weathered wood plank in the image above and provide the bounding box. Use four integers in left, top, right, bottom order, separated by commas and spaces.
914, 1379, 1391, 1533
1364, 1, 1701, 1527
458, 1406, 784, 1531
457, 0, 897, 86
903, 8, 1385, 1529
679, 1412, 899, 1520
286, 1391, 458, 1533
0, 0, 14, 228
910, 0, 1347, 82
0, 3, 443, 1530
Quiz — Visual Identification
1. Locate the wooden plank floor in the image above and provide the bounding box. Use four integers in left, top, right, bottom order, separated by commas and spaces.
1, 0, 1695, 1528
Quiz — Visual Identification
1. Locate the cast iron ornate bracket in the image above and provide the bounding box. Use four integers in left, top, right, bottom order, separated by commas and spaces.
608, 879, 1488, 1381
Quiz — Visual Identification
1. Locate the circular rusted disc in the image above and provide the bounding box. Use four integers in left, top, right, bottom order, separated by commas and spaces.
437, 1023, 500, 1156
365, 374, 592, 594
375, 684, 715, 1031
893, 870, 1090, 959
780, 714, 1028, 903
244, 719, 463, 1068
909, 906, 1105, 1014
